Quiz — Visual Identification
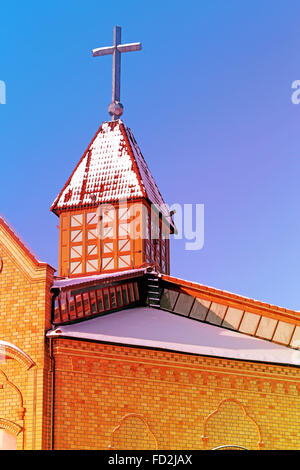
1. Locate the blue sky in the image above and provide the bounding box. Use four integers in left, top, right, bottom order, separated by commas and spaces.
1, 0, 300, 309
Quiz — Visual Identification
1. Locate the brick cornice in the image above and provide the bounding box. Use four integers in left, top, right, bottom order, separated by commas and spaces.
0, 418, 23, 436
0, 226, 55, 282
53, 342, 300, 398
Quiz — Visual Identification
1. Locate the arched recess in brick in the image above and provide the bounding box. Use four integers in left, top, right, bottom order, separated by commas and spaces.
0, 368, 26, 449
0, 369, 24, 410
0, 418, 22, 436
201, 398, 264, 450
0, 341, 35, 370
0, 419, 22, 450
108, 413, 158, 450
0, 341, 36, 449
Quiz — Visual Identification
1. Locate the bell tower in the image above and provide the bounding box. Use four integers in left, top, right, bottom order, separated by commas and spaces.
50, 27, 174, 278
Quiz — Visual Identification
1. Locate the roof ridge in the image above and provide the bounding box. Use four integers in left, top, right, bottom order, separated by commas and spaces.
50, 121, 105, 214
124, 125, 170, 216
0, 213, 54, 269
119, 122, 147, 200
162, 274, 300, 318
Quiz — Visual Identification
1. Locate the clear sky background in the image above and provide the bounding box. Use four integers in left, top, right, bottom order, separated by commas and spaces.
1, 0, 300, 309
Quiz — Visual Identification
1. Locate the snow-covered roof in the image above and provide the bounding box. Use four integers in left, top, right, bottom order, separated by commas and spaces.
0, 340, 35, 367
46, 307, 300, 366
51, 120, 173, 225
52, 267, 146, 290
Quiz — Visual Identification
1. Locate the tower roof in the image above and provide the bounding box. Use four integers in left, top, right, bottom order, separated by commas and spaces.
51, 120, 173, 227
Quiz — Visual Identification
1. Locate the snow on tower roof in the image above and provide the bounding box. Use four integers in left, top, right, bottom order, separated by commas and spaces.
51, 120, 174, 227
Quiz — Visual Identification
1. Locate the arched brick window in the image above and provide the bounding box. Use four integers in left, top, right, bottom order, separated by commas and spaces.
0, 429, 17, 450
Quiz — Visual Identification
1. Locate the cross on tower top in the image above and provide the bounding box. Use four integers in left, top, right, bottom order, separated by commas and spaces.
92, 26, 142, 120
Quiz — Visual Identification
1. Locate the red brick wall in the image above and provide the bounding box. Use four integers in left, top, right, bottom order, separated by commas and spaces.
0, 223, 54, 449
52, 338, 300, 450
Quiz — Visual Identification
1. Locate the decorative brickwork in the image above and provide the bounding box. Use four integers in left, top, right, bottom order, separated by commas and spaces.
109, 413, 158, 450
51, 338, 300, 450
201, 398, 264, 449
0, 218, 55, 449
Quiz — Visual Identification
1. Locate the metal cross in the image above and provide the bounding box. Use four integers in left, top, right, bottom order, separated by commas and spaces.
92, 26, 142, 120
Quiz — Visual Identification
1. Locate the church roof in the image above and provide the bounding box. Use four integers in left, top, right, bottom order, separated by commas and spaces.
51, 120, 173, 226
47, 306, 300, 366
52, 267, 146, 290
50, 268, 300, 350
162, 274, 300, 324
